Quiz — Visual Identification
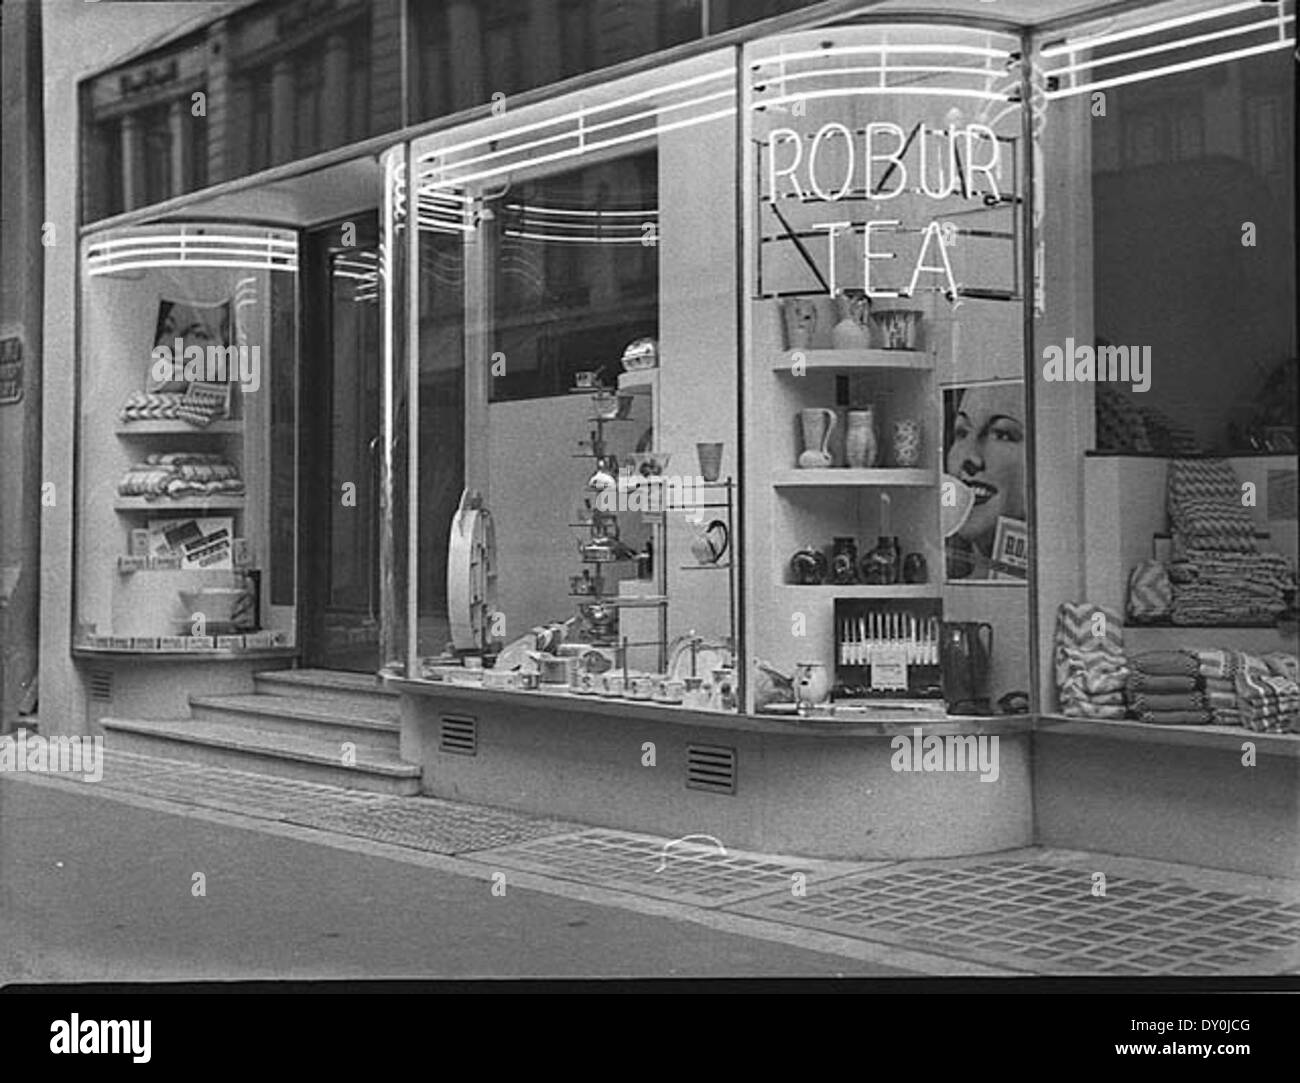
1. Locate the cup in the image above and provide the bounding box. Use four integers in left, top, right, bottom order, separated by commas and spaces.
574, 369, 600, 389
654, 678, 685, 703
600, 674, 626, 698
696, 441, 724, 483
682, 676, 708, 710
690, 519, 730, 565
628, 676, 654, 700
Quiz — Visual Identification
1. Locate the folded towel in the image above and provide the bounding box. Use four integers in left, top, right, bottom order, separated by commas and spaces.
1195, 649, 1235, 679
1133, 709, 1214, 725
1126, 673, 1200, 695
1128, 690, 1207, 713
1127, 649, 1200, 678
1061, 701, 1129, 720
1203, 676, 1235, 693
1063, 689, 1126, 707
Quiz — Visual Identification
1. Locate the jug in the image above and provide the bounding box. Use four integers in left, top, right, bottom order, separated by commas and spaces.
939, 621, 993, 716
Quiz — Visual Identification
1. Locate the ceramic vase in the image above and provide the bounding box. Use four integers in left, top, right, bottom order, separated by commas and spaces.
892, 419, 922, 467
861, 535, 899, 585
831, 292, 871, 350
845, 408, 879, 469
781, 298, 818, 350
797, 408, 836, 468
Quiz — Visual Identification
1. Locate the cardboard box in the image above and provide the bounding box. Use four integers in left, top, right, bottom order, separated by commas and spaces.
160, 636, 188, 651
150, 553, 182, 570
117, 555, 148, 574
131, 636, 160, 651
216, 635, 245, 650
109, 636, 133, 650
130, 529, 151, 557
244, 631, 273, 649
186, 636, 216, 650
232, 538, 252, 567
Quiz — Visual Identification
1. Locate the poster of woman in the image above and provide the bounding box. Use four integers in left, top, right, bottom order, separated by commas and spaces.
943, 381, 1029, 582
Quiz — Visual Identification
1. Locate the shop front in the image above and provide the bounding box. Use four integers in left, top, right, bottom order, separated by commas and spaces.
60, 0, 1297, 871
376, 17, 1041, 858
373, 1, 1298, 865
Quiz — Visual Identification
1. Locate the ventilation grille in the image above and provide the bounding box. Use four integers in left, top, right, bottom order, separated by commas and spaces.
686, 744, 736, 795
88, 670, 113, 702
439, 714, 477, 756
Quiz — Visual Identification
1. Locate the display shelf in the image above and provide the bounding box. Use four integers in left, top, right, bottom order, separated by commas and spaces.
772, 349, 931, 371
113, 495, 247, 512
680, 562, 731, 571
778, 583, 940, 598
772, 468, 935, 488
115, 420, 243, 436
73, 646, 297, 661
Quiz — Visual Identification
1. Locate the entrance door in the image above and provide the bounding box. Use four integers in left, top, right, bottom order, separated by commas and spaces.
299, 215, 382, 671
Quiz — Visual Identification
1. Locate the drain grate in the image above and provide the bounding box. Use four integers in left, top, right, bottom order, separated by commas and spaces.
471, 829, 863, 907
728, 860, 1300, 975
285, 798, 578, 854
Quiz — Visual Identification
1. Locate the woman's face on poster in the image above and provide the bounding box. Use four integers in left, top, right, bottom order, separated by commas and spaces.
158, 303, 223, 352
946, 384, 1026, 547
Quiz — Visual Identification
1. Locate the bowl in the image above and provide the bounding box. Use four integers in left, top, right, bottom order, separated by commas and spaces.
621, 337, 658, 372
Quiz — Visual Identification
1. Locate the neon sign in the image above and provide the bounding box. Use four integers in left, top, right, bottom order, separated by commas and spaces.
764, 120, 1010, 302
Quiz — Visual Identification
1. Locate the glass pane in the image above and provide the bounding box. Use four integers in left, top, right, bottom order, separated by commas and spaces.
402, 49, 741, 709
76, 224, 299, 653
745, 24, 1033, 715
380, 146, 410, 675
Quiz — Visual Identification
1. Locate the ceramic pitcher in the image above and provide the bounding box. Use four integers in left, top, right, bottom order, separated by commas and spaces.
831, 292, 871, 350
845, 407, 879, 468
798, 408, 836, 468
781, 298, 818, 349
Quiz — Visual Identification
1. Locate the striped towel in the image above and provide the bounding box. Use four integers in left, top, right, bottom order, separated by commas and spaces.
1128, 649, 1199, 678
1126, 673, 1200, 695
1128, 690, 1207, 714
1196, 649, 1235, 679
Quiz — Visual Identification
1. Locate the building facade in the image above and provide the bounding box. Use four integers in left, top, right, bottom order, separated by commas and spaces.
17, 0, 1299, 871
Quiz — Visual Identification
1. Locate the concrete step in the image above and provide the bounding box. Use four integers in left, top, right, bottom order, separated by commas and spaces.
189, 693, 400, 751
253, 668, 399, 719
100, 717, 421, 796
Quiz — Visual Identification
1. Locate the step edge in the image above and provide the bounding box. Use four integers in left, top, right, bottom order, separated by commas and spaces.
100, 718, 421, 777
188, 695, 400, 729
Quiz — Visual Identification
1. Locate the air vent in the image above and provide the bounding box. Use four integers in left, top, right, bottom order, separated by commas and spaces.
88, 670, 113, 702
686, 744, 736, 795
439, 714, 477, 756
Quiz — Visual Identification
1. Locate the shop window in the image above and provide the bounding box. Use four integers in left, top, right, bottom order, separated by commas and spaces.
389, 51, 740, 708
408, 0, 704, 123
75, 223, 300, 657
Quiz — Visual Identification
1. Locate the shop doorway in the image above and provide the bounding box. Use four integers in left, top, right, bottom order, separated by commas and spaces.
299, 214, 382, 672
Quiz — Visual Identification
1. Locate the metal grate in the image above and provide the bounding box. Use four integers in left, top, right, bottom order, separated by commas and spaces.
88, 670, 113, 701
439, 714, 477, 756
686, 744, 735, 795
729, 860, 1300, 976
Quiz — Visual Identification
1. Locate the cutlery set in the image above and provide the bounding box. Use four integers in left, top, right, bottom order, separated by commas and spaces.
839, 613, 940, 667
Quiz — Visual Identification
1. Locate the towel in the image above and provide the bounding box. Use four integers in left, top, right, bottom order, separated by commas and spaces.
1125, 673, 1200, 695
1128, 650, 1200, 678
1128, 690, 1207, 714
1195, 650, 1235, 679
1134, 710, 1214, 725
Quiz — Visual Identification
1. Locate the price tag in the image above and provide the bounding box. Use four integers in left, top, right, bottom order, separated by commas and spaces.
871, 645, 909, 691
